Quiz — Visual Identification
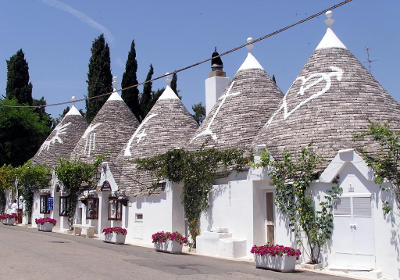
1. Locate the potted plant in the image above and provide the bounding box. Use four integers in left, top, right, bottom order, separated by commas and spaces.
152, 231, 188, 254
251, 243, 301, 272
102, 227, 127, 244
35, 217, 57, 232
0, 213, 17, 226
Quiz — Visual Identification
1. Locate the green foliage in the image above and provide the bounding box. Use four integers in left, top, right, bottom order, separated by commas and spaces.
191, 103, 206, 125
6, 49, 33, 105
135, 147, 250, 247
354, 120, 400, 213
122, 40, 141, 121
253, 144, 341, 264
0, 98, 51, 167
55, 156, 103, 228
86, 34, 113, 123
0, 164, 17, 192
140, 64, 154, 121
16, 161, 51, 214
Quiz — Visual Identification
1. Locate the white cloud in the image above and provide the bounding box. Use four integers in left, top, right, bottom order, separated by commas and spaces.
41, 0, 114, 43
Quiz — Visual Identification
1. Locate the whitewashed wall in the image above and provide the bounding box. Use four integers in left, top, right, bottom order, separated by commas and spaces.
124, 181, 184, 246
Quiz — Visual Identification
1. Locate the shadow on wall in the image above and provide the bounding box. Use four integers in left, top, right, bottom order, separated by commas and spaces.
205, 184, 228, 231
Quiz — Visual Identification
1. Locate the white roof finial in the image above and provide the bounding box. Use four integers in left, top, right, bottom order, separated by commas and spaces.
325, 10, 335, 27
246, 37, 254, 53
112, 76, 118, 91
165, 72, 172, 86
71, 96, 76, 104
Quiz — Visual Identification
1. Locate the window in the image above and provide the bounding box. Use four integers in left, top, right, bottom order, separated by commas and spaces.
135, 213, 143, 222
59, 196, 71, 216
40, 195, 50, 214
108, 197, 122, 220
86, 198, 99, 219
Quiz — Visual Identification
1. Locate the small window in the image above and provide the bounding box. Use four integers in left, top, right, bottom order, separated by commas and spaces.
353, 197, 371, 217
135, 213, 143, 222
40, 195, 50, 214
59, 196, 71, 217
157, 182, 166, 191
86, 198, 99, 219
334, 197, 351, 216
108, 197, 122, 220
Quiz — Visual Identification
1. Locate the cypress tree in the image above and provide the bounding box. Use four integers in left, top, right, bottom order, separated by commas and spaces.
85, 34, 113, 123
169, 72, 182, 99
6, 49, 33, 105
140, 64, 154, 121
121, 40, 140, 120
191, 103, 206, 125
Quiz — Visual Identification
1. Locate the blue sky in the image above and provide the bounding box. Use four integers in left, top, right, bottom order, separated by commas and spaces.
0, 0, 399, 118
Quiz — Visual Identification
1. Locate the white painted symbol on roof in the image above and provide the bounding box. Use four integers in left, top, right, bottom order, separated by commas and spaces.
191, 81, 240, 142
265, 66, 343, 128
124, 113, 158, 156
38, 122, 72, 155
82, 123, 102, 156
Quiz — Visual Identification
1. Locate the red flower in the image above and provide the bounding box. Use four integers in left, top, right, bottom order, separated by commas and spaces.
102, 226, 127, 235
250, 243, 301, 260
151, 231, 188, 245
34, 217, 57, 225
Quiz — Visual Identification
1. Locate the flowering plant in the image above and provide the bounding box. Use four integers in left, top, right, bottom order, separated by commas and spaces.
0, 213, 18, 220
102, 227, 127, 235
152, 231, 188, 245
35, 217, 57, 225
251, 243, 301, 260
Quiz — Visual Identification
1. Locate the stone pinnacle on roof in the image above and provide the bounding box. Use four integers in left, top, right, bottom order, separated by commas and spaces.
237, 37, 264, 72
211, 47, 223, 71
108, 75, 123, 101
159, 73, 179, 100
316, 10, 347, 50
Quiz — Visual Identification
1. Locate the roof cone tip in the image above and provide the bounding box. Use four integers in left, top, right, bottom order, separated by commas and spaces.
246, 37, 254, 53
324, 10, 334, 27
165, 73, 172, 86
112, 76, 118, 91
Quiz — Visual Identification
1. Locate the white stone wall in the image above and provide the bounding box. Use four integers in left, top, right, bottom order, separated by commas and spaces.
124, 181, 185, 246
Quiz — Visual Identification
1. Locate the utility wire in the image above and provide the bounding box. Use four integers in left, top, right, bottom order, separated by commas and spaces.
1, 0, 352, 109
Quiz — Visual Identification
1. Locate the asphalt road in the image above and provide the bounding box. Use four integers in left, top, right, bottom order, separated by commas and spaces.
0, 225, 350, 280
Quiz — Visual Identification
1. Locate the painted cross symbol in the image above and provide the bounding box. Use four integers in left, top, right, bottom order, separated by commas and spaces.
124, 113, 158, 156
191, 81, 240, 142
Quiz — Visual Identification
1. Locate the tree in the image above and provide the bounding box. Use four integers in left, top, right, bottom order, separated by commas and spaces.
55, 157, 102, 229
16, 161, 51, 215
354, 120, 400, 212
86, 34, 113, 123
170, 72, 182, 99
191, 103, 206, 125
272, 75, 277, 85
140, 64, 154, 121
0, 98, 50, 167
121, 40, 141, 121
6, 49, 33, 105
0, 164, 18, 213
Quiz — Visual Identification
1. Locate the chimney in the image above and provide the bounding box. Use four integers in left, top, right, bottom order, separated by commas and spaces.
205, 48, 230, 115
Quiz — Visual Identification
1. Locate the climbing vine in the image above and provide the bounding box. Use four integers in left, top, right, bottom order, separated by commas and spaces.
135, 147, 250, 247
0, 164, 18, 212
354, 120, 400, 213
253, 144, 341, 264
55, 156, 103, 229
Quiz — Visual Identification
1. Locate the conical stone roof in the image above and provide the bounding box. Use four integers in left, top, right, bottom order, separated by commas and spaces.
254, 24, 400, 168
187, 40, 283, 152
115, 84, 198, 197
71, 91, 140, 163
32, 105, 87, 169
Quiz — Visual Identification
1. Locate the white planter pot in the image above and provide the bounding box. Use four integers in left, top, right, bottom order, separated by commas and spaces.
2, 218, 15, 226
41, 222, 55, 232
103, 232, 126, 244
154, 240, 183, 254
254, 254, 297, 272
